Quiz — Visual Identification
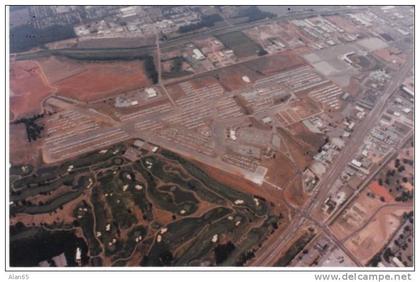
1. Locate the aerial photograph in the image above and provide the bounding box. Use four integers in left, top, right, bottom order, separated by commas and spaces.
7, 5, 414, 269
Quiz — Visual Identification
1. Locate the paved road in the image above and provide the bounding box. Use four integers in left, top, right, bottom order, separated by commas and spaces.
155, 32, 177, 106
250, 53, 413, 266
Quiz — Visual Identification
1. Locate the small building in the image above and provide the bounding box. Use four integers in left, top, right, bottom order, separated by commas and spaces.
351, 159, 362, 167
262, 116, 272, 124
192, 48, 205, 60
145, 87, 158, 98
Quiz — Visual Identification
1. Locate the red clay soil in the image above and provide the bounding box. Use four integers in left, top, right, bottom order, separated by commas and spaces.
244, 51, 305, 76
36, 56, 86, 84
262, 152, 298, 189
10, 60, 54, 119
369, 181, 395, 203
215, 64, 263, 91
10, 123, 43, 166
278, 126, 317, 171
288, 122, 325, 153
283, 175, 307, 208
187, 75, 220, 90
373, 48, 407, 69
54, 61, 151, 102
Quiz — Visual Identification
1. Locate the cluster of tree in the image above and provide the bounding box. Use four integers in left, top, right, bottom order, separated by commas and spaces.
51, 50, 158, 84
178, 14, 223, 33
402, 158, 414, 166
144, 55, 158, 84
257, 48, 268, 56
369, 253, 382, 266
170, 56, 184, 73
235, 6, 276, 23
214, 241, 236, 265
383, 247, 394, 263
10, 24, 76, 53
13, 113, 44, 142
403, 211, 414, 223
235, 250, 255, 266
395, 190, 413, 202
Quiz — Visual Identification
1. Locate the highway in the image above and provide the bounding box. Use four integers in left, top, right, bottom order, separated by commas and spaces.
155, 32, 177, 106
249, 52, 413, 266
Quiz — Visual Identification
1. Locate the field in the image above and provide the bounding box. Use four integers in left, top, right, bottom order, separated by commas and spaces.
10, 142, 283, 266
214, 64, 263, 91
344, 205, 412, 265
215, 31, 264, 58
36, 56, 86, 84
52, 60, 151, 102
276, 98, 322, 127
277, 125, 324, 172
243, 51, 306, 75
329, 188, 387, 241
262, 152, 298, 190
329, 182, 412, 265
10, 56, 153, 118
10, 60, 54, 119
9, 123, 43, 166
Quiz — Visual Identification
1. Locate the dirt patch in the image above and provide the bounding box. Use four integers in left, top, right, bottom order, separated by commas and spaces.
373, 48, 407, 69
10, 60, 54, 119
288, 122, 325, 153
244, 51, 305, 76
262, 152, 298, 189
330, 189, 384, 241
278, 126, 319, 172
344, 205, 412, 265
9, 123, 43, 166
54, 60, 151, 102
36, 56, 86, 84
214, 64, 263, 91
369, 181, 394, 203
186, 75, 221, 90
283, 175, 306, 208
